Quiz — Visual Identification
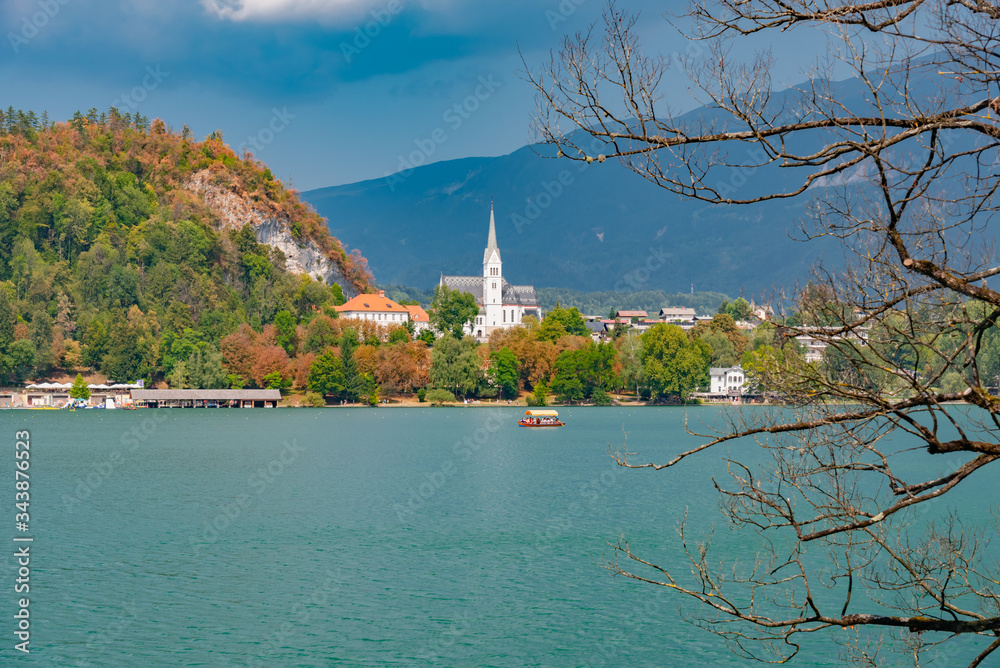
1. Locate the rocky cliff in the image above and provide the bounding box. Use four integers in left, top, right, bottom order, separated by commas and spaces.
186, 170, 359, 298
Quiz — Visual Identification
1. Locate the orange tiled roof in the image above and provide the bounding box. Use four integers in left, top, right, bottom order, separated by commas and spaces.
336, 291, 410, 314
404, 305, 429, 322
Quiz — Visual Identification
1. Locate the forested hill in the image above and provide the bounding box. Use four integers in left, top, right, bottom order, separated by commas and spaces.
0, 107, 373, 386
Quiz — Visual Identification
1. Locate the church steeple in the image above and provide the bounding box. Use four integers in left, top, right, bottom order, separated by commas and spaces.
483, 202, 501, 265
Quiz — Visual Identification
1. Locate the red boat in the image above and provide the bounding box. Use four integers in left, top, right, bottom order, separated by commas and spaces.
517, 410, 565, 427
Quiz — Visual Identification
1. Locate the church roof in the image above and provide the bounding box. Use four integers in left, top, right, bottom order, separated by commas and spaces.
483, 204, 501, 265
440, 276, 540, 308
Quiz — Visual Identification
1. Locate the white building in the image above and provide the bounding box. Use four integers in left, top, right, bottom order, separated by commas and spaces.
404, 304, 431, 334
336, 290, 412, 324
793, 326, 870, 363
441, 205, 541, 341
660, 307, 696, 322
710, 366, 747, 395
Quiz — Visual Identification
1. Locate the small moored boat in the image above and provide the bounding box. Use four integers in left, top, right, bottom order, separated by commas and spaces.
518, 409, 565, 427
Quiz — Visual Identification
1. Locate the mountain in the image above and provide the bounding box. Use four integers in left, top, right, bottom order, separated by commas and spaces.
303, 107, 844, 297
0, 107, 373, 386
304, 71, 998, 297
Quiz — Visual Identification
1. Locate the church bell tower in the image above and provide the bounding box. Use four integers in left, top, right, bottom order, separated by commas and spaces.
483, 204, 502, 328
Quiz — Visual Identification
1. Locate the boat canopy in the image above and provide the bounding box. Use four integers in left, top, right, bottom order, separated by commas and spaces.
524, 410, 559, 417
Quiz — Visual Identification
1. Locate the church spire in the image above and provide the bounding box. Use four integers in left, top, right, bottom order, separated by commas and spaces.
484, 202, 501, 264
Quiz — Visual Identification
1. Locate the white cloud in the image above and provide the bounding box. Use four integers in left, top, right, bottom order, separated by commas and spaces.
201, 0, 440, 22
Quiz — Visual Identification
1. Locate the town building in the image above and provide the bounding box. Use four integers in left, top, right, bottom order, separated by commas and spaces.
440, 205, 541, 341
791, 325, 871, 363
659, 307, 696, 321
710, 366, 747, 395
336, 290, 412, 325
404, 304, 431, 333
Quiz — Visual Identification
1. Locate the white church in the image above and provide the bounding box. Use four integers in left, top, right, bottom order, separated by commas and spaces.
440, 205, 542, 341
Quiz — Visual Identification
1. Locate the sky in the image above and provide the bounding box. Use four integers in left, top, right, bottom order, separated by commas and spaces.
1, 0, 833, 190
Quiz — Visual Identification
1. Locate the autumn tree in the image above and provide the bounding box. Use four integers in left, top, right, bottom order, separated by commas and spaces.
528, 1, 1000, 664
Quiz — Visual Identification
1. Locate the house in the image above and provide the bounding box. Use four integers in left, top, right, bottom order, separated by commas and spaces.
791, 325, 870, 363
616, 310, 647, 321
659, 307, 696, 322
440, 205, 542, 341
336, 290, 412, 325
585, 320, 607, 341
404, 304, 431, 333
710, 366, 747, 395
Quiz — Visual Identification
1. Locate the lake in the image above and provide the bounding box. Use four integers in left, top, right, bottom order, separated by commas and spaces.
0, 406, 989, 666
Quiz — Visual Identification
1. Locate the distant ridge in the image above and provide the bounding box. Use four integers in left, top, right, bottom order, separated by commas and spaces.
302, 83, 918, 294
303, 144, 827, 296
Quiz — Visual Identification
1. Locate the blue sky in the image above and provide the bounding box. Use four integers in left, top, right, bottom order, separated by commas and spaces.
1, 0, 830, 190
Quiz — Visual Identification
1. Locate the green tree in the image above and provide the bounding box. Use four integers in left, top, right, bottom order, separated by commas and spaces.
187, 347, 228, 389
429, 335, 482, 398
304, 316, 339, 353
430, 285, 479, 339
69, 373, 91, 400
527, 381, 549, 406
641, 324, 710, 401
488, 347, 519, 399
540, 304, 589, 340
550, 365, 585, 404
307, 350, 346, 398
168, 360, 189, 389
339, 329, 364, 402
725, 297, 753, 321
617, 332, 645, 397
699, 329, 738, 368
274, 310, 297, 355
426, 388, 457, 404
330, 283, 347, 306
263, 370, 292, 390
5, 339, 35, 384
0, 287, 14, 360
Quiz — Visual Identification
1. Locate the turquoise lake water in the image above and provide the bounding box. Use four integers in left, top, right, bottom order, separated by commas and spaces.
0, 407, 992, 666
